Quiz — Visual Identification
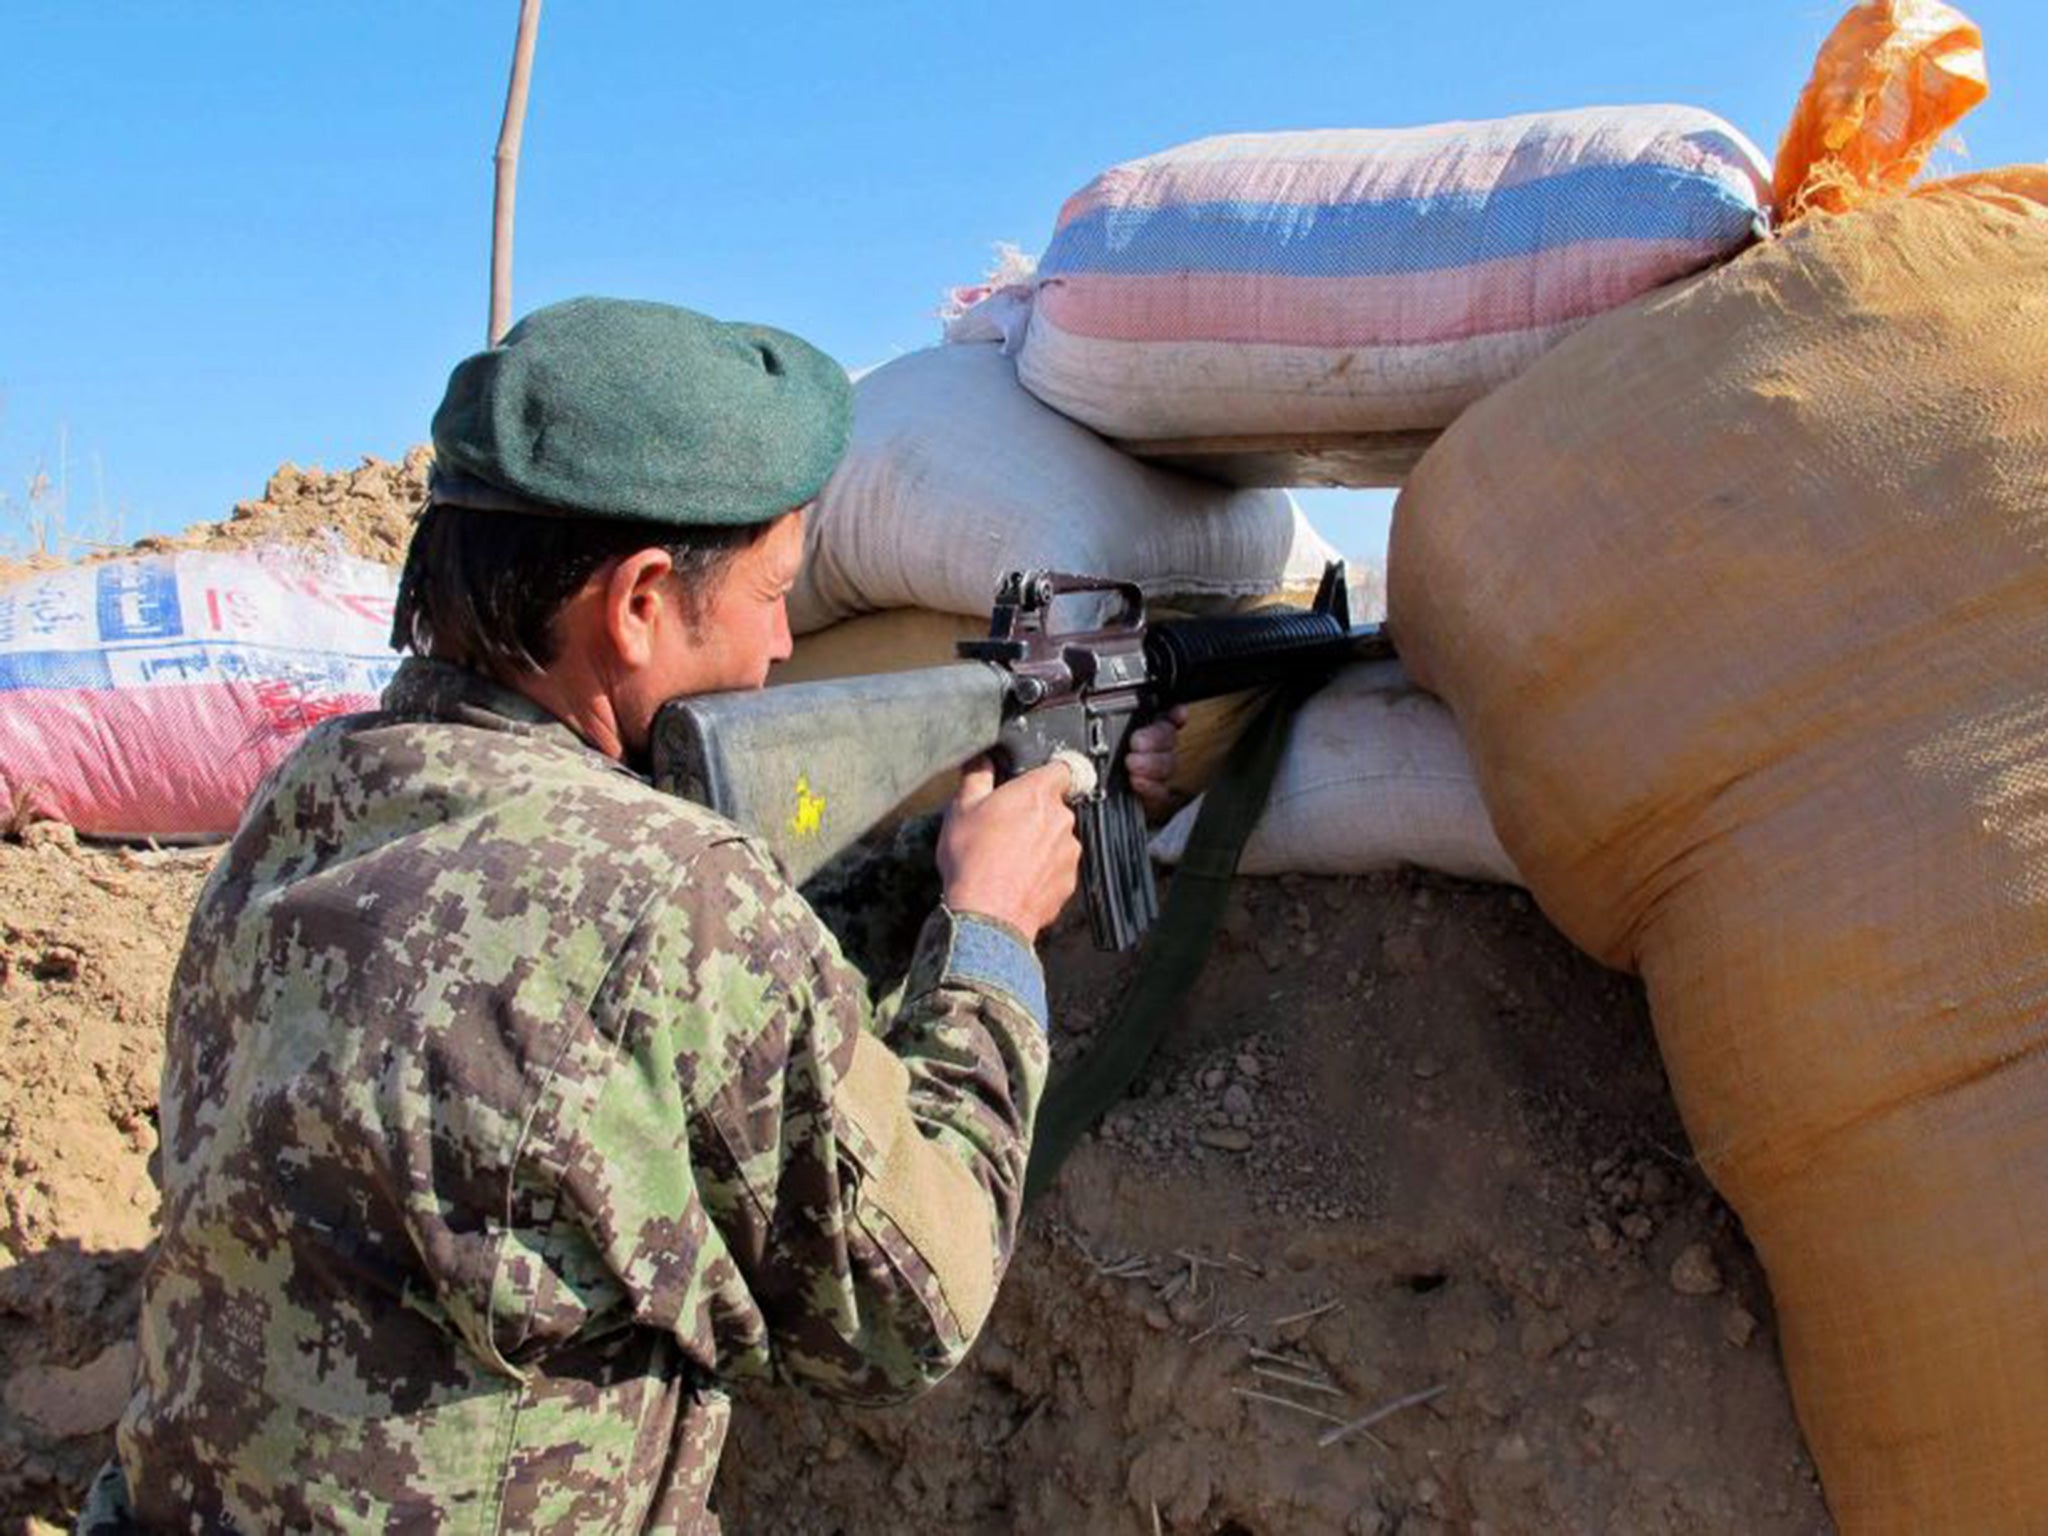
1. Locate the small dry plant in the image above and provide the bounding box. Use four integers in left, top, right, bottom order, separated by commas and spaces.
0, 422, 126, 562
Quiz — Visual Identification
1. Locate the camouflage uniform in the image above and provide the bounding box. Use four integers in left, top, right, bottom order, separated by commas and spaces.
81, 658, 1049, 1533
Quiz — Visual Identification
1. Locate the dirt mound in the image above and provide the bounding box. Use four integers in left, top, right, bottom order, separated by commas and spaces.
0, 830, 213, 1523
131, 450, 428, 568
0, 453, 428, 591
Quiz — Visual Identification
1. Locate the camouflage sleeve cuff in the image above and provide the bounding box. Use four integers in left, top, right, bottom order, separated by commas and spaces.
918, 908, 1048, 1034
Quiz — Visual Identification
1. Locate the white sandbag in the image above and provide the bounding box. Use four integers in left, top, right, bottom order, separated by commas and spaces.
790, 343, 1338, 634
1150, 661, 1519, 884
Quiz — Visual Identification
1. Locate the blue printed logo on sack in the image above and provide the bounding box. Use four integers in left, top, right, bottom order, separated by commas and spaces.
96, 562, 182, 642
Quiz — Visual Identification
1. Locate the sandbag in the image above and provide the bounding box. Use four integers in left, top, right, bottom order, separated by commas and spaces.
777, 607, 1275, 817
1150, 661, 1519, 884
0, 550, 400, 839
1387, 170, 2048, 1533
791, 343, 1337, 634
1015, 107, 1771, 441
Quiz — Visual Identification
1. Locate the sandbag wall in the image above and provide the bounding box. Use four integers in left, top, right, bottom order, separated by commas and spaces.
1388, 167, 2048, 1532
907, 101, 1771, 870
791, 343, 1335, 634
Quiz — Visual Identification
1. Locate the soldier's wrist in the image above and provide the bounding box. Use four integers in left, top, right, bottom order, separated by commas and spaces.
913, 906, 1049, 1033
942, 905, 1037, 952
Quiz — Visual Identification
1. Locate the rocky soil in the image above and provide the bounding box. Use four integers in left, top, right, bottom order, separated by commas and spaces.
713, 871, 1829, 1535
0, 833, 1831, 1534
0, 830, 213, 1527
127, 450, 428, 568
0, 450, 427, 590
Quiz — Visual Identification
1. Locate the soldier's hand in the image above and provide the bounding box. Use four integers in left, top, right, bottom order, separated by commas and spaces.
1125, 705, 1189, 818
938, 757, 1083, 943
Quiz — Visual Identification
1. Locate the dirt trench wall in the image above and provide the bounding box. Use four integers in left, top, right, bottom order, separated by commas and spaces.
0, 838, 1832, 1533
0, 830, 214, 1524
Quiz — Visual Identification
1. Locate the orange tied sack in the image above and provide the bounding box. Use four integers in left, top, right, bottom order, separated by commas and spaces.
1774, 0, 1987, 218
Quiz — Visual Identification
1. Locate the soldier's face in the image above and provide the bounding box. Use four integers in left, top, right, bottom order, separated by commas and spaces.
676, 506, 805, 694
608, 507, 805, 760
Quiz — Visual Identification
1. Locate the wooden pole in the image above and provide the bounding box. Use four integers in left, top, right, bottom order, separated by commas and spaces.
489, 0, 543, 346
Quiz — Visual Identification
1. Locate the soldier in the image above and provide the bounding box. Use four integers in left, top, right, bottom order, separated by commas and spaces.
81, 297, 1182, 1532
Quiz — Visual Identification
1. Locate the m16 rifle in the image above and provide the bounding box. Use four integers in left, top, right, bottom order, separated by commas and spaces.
650, 560, 1391, 951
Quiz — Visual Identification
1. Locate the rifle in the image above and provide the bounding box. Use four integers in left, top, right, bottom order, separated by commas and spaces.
650, 560, 1392, 951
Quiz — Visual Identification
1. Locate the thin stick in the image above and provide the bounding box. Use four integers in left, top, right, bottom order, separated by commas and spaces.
489, 0, 544, 345
998, 1397, 1047, 1447
1190, 1309, 1249, 1344
1247, 1346, 1314, 1368
1269, 1298, 1342, 1329
1231, 1387, 1349, 1426
1252, 1364, 1346, 1398
1316, 1383, 1449, 1449
1648, 1136, 1700, 1169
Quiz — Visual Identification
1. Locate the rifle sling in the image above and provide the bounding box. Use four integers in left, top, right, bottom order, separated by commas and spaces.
1023, 679, 1313, 1205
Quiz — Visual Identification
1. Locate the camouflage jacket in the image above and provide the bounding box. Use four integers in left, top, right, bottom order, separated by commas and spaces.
85, 659, 1049, 1533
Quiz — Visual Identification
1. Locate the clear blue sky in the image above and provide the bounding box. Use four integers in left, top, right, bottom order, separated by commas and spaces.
4, 1, 2042, 563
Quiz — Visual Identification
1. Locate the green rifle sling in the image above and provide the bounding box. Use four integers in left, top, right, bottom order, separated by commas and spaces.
1023, 680, 1313, 1204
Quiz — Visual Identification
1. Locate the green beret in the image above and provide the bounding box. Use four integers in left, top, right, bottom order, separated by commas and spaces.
429, 296, 851, 526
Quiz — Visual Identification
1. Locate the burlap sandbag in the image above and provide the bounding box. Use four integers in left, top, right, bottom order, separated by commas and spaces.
1388, 175, 2048, 1531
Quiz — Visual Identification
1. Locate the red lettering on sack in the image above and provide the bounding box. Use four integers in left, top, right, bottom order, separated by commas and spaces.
251, 680, 356, 734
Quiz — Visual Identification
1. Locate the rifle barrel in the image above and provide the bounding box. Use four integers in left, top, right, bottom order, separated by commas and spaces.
1143, 613, 1394, 704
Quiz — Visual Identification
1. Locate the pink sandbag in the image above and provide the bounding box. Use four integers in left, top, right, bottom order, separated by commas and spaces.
0, 550, 400, 839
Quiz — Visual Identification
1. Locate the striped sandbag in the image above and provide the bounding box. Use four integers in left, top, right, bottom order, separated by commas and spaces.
1017, 106, 1771, 440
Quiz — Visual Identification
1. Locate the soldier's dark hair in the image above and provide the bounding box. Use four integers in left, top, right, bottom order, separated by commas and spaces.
390, 503, 772, 676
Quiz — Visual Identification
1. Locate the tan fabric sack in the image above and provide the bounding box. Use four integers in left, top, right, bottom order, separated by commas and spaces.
1388, 176, 2048, 1531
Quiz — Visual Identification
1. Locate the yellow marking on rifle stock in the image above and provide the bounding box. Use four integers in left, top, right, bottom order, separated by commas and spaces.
789, 775, 827, 839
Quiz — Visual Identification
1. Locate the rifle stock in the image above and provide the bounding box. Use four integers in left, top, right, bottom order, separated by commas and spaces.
650, 661, 1007, 886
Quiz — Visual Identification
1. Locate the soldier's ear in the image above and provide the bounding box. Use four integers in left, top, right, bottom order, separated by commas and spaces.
602, 548, 680, 669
